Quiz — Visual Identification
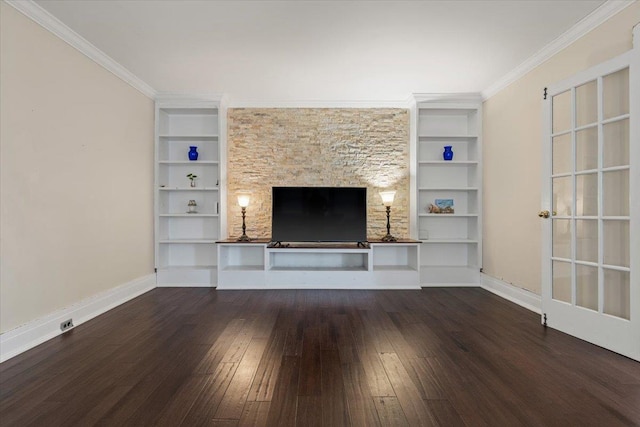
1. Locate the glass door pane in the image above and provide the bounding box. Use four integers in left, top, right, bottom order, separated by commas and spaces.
576, 174, 597, 216
552, 134, 571, 174
603, 170, 629, 216
553, 261, 571, 303
603, 68, 629, 119
576, 80, 597, 127
552, 176, 572, 216
576, 264, 598, 311
603, 269, 630, 320
603, 119, 629, 167
576, 127, 598, 171
552, 91, 571, 133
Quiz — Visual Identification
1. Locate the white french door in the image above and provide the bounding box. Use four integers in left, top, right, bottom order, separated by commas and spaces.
541, 46, 639, 361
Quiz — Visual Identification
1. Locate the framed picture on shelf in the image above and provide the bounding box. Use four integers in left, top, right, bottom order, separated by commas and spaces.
428, 199, 454, 214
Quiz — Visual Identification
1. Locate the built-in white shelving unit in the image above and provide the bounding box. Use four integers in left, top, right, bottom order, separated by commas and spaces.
414, 94, 483, 286
155, 98, 225, 286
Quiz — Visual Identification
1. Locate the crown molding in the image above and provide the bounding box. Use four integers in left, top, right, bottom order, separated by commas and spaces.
413, 93, 483, 104
227, 99, 411, 109
6, 0, 157, 99
155, 92, 226, 106
481, 0, 636, 100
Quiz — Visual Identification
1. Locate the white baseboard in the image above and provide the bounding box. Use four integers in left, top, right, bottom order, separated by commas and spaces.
420, 283, 481, 288
0, 274, 156, 363
480, 273, 541, 314
156, 283, 215, 288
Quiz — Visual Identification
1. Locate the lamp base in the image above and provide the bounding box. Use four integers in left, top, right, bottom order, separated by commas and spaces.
237, 234, 251, 242
381, 234, 397, 242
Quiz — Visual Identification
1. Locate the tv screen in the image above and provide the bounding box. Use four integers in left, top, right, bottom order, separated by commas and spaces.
272, 187, 367, 242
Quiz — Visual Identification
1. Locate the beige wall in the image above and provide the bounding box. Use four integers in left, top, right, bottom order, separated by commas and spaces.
483, 3, 639, 294
227, 108, 410, 240
0, 4, 155, 333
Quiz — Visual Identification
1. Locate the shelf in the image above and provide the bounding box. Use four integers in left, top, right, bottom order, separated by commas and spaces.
159, 134, 218, 139
420, 264, 480, 269
420, 239, 478, 244
157, 265, 216, 271
269, 266, 367, 272
159, 161, 219, 165
419, 213, 478, 217
159, 239, 217, 244
373, 265, 417, 271
223, 265, 265, 272
418, 160, 478, 165
418, 135, 477, 139
418, 187, 479, 191
159, 213, 219, 217
266, 247, 370, 254
159, 187, 219, 191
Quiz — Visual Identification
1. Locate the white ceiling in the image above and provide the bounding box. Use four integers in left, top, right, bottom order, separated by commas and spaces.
31, 0, 612, 103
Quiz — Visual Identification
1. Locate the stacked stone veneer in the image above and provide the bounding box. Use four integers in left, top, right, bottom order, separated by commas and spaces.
227, 108, 410, 240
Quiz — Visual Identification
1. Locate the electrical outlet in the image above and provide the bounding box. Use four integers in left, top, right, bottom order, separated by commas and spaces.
60, 319, 74, 332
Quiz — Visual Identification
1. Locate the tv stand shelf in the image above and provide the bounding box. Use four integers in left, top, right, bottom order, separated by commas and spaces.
216, 240, 420, 289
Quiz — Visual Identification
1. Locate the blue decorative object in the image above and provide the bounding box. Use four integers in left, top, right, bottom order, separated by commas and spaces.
188, 146, 199, 161
443, 145, 453, 161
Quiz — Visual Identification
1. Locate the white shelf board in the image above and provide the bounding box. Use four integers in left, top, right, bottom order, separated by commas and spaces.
222, 265, 265, 271
418, 187, 479, 191
159, 107, 218, 114
420, 264, 480, 269
159, 239, 217, 244
418, 135, 477, 140
269, 266, 368, 272
158, 187, 219, 191
420, 239, 479, 244
266, 247, 370, 254
418, 213, 478, 217
158, 134, 218, 139
418, 160, 478, 165
373, 265, 417, 271
159, 214, 219, 217
157, 265, 216, 270
159, 161, 219, 165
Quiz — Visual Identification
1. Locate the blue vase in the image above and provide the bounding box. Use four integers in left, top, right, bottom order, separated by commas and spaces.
443, 146, 453, 161
188, 146, 199, 161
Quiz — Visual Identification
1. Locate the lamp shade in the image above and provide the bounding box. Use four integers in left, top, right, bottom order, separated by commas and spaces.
379, 190, 396, 207
237, 192, 251, 208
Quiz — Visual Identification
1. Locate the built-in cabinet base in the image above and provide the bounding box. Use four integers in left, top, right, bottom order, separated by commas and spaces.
157, 266, 217, 287
216, 241, 420, 289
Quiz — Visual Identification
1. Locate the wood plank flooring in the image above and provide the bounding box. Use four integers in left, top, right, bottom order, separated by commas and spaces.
1, 288, 639, 426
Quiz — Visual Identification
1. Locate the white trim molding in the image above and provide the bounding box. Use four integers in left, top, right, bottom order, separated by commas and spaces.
413, 93, 484, 105
0, 274, 156, 363
480, 273, 542, 314
482, 0, 635, 100
227, 99, 411, 109
5, 0, 157, 99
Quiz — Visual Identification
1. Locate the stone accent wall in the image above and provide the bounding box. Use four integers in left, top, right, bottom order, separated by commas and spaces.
227, 108, 409, 240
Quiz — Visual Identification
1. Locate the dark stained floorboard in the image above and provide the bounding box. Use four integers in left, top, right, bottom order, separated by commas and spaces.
1, 288, 639, 426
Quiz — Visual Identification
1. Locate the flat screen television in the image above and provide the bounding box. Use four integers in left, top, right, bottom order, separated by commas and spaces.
271, 187, 367, 242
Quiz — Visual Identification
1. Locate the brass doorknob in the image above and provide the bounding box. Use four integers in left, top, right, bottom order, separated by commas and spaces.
538, 210, 550, 218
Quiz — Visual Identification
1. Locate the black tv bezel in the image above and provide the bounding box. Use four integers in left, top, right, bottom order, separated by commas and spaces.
271, 186, 368, 243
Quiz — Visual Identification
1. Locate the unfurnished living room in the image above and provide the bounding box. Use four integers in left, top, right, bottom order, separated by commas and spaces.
1, 0, 639, 425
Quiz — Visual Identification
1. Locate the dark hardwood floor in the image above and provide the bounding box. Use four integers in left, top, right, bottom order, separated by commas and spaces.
1, 288, 639, 426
